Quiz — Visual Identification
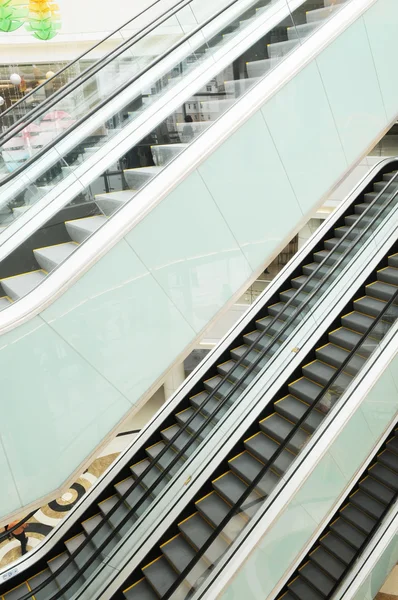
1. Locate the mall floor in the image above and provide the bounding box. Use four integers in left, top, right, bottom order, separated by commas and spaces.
377, 566, 398, 599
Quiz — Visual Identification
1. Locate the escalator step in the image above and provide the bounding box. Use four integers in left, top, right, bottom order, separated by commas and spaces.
339, 504, 376, 534
28, 568, 60, 599
303, 360, 353, 387
244, 431, 295, 476
288, 377, 323, 405
130, 458, 168, 494
255, 316, 286, 335
279, 288, 309, 306
146, 441, 185, 477
259, 413, 309, 453
302, 262, 330, 277
161, 534, 209, 585
142, 555, 183, 597
387, 435, 398, 455
161, 424, 200, 458
363, 191, 377, 203
366, 280, 398, 302
369, 463, 398, 491
319, 532, 356, 565
274, 395, 325, 433
230, 344, 262, 367
196, 491, 245, 542
341, 311, 375, 335
190, 390, 230, 420
349, 489, 385, 519
359, 475, 395, 505
288, 576, 324, 600
228, 451, 280, 497
299, 561, 335, 595
268, 302, 296, 321
309, 546, 346, 581
328, 327, 362, 351
114, 477, 152, 518
329, 517, 366, 549
379, 448, 398, 472
123, 578, 158, 599
178, 513, 228, 565
3, 583, 31, 600
212, 471, 261, 518
377, 266, 398, 286
389, 253, 398, 268
82, 514, 120, 553
175, 407, 214, 439
98, 495, 133, 537
315, 343, 366, 375
313, 249, 331, 263
354, 296, 387, 318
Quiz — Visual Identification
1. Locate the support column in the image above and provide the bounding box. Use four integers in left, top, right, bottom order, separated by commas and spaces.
164, 362, 186, 400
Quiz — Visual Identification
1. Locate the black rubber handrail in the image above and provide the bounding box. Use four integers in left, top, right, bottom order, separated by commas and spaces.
0, 0, 178, 133
0, 0, 196, 149
11, 163, 398, 599
0, 0, 258, 189
162, 243, 398, 600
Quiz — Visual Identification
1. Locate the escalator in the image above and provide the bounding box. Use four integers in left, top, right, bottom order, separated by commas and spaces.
0, 158, 397, 597
0, 0, 350, 297
116, 235, 398, 600
276, 425, 398, 600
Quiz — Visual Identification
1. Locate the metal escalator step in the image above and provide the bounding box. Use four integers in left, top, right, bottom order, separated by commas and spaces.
27, 568, 60, 599
268, 301, 296, 321
354, 296, 390, 319
288, 576, 324, 600
315, 343, 366, 375
114, 477, 152, 518
196, 491, 245, 541
389, 253, 398, 268
130, 458, 168, 494
328, 327, 362, 351
228, 451, 280, 497
48, 552, 83, 594
161, 534, 209, 586
309, 546, 346, 581
82, 514, 119, 553
302, 360, 337, 386
255, 316, 286, 335
218, 359, 258, 386
146, 441, 185, 477
230, 344, 262, 367
244, 431, 295, 476
279, 288, 309, 306
387, 435, 398, 455
378, 266, 398, 286
98, 495, 133, 537
363, 191, 377, 203
278, 592, 296, 600
142, 555, 185, 597
359, 475, 395, 505
319, 532, 356, 565
212, 470, 261, 518
259, 413, 309, 453
324, 237, 350, 252
3, 583, 32, 600
123, 578, 158, 599
339, 504, 376, 534
175, 407, 213, 440
291, 274, 318, 292
161, 424, 200, 458
354, 202, 371, 214
369, 463, 398, 491
65, 532, 100, 574
204, 375, 237, 398
178, 512, 228, 565
344, 212, 361, 226
302, 262, 330, 277
383, 171, 398, 181
366, 280, 398, 302
190, 390, 230, 420
378, 449, 398, 473
299, 560, 335, 595
275, 395, 324, 433
313, 250, 332, 264
288, 377, 324, 405
341, 311, 375, 335
349, 490, 385, 519
329, 517, 366, 549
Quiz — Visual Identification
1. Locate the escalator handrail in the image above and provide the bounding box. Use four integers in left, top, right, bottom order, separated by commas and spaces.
12, 162, 398, 599
162, 242, 398, 600
0, 0, 196, 148
0, 0, 256, 187
0, 511, 35, 545
0, 0, 182, 134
